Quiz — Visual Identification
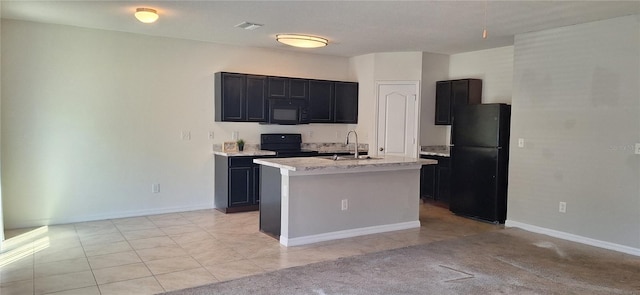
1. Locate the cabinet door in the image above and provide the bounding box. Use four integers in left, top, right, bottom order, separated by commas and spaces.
334, 82, 358, 123
229, 167, 252, 206
308, 80, 334, 123
451, 80, 470, 107
420, 164, 436, 199
436, 165, 451, 203
268, 77, 288, 98
434, 81, 451, 125
451, 79, 482, 111
219, 73, 246, 121
246, 75, 267, 122
289, 78, 309, 100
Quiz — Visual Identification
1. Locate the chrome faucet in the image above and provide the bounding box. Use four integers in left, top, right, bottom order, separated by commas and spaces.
345, 130, 359, 159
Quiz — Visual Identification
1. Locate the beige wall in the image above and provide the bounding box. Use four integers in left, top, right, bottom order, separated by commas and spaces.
349, 52, 423, 152
1, 19, 356, 228
419, 46, 514, 146
449, 46, 514, 104
420, 52, 450, 146
507, 15, 640, 253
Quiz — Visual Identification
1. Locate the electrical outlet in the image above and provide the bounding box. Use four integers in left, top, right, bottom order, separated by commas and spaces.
341, 199, 348, 211
559, 202, 566, 213
209, 131, 215, 140
635, 143, 640, 155
518, 138, 525, 148
308, 131, 313, 139
181, 131, 191, 141
232, 131, 239, 140
152, 183, 160, 193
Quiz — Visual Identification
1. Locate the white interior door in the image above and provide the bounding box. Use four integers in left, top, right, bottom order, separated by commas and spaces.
376, 82, 420, 158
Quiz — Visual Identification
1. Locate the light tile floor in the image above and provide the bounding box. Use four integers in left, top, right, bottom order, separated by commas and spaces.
0, 202, 501, 295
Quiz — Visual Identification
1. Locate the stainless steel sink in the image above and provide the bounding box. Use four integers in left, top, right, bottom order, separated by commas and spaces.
318, 155, 382, 161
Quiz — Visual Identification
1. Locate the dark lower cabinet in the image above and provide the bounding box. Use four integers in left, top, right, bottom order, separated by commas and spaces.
215, 155, 264, 213
420, 155, 451, 204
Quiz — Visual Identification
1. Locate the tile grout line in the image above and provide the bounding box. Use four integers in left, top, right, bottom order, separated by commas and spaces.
114, 216, 166, 294
75, 221, 104, 295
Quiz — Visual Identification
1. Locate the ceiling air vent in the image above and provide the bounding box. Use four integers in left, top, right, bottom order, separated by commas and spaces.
235, 22, 263, 30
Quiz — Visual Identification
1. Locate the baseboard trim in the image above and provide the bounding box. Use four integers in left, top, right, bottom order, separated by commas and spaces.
281, 220, 420, 247
6, 204, 214, 229
505, 220, 640, 257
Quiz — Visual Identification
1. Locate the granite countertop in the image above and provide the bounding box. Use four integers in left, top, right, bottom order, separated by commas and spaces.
302, 143, 369, 154
212, 144, 276, 157
254, 155, 436, 172
420, 145, 450, 157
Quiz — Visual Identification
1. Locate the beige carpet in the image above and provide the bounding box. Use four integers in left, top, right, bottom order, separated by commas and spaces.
161, 228, 640, 295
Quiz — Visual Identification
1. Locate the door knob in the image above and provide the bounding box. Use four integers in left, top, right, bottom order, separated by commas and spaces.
379, 147, 384, 151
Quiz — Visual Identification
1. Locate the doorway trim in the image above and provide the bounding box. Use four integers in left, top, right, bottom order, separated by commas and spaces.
374, 80, 421, 158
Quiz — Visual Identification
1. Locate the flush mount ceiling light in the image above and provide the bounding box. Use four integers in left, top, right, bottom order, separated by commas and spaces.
276, 34, 328, 48
135, 8, 159, 23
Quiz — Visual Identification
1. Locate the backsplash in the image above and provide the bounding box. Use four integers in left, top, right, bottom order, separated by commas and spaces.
212, 143, 368, 153
302, 143, 369, 153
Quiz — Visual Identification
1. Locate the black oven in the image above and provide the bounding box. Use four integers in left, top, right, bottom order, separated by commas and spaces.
265, 99, 309, 125
260, 133, 318, 157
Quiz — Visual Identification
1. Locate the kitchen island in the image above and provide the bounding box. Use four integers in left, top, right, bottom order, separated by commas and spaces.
254, 156, 437, 246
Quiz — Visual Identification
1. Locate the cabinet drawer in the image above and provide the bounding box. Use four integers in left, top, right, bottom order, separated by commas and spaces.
229, 157, 255, 167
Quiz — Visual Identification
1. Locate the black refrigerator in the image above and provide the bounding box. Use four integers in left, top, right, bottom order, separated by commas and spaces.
450, 104, 511, 223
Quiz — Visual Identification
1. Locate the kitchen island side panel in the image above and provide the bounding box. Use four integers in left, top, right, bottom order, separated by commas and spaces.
259, 166, 282, 238
285, 169, 420, 239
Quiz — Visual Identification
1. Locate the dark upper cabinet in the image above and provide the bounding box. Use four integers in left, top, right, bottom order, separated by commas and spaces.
334, 82, 358, 123
435, 81, 452, 125
308, 80, 334, 123
309, 81, 358, 124
215, 72, 267, 122
245, 75, 268, 121
289, 78, 309, 100
268, 77, 309, 100
216, 72, 245, 121
435, 79, 482, 125
267, 76, 288, 98
216, 72, 357, 124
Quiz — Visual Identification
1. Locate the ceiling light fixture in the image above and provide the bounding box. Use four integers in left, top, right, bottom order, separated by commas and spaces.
276, 34, 328, 48
482, 1, 488, 39
135, 8, 159, 24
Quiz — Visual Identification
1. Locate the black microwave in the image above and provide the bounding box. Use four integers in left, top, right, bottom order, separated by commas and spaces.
265, 99, 309, 125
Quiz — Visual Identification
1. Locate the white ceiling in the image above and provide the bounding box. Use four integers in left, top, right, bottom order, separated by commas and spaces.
2, 1, 639, 57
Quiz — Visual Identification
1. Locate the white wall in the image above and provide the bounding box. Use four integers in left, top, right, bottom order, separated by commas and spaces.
1, 20, 357, 229
507, 15, 640, 252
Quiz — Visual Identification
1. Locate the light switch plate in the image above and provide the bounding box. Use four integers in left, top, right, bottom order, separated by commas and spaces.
518, 138, 525, 148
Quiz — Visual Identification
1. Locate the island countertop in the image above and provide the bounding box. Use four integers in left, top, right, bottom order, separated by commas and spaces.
254, 155, 436, 174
